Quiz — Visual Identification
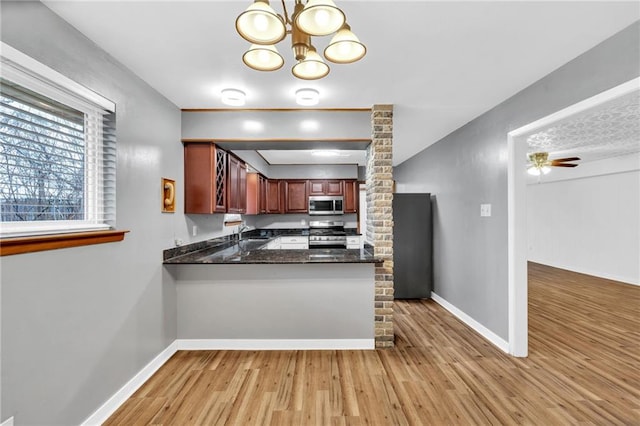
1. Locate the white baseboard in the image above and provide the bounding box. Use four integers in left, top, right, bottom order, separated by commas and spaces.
80, 341, 178, 426
1, 416, 14, 426
174, 339, 375, 350
430, 292, 510, 354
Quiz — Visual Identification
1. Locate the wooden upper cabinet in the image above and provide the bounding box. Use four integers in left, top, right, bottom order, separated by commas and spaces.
344, 180, 358, 213
308, 180, 325, 196
246, 173, 259, 215
265, 179, 281, 214
308, 180, 343, 196
326, 180, 343, 196
227, 154, 247, 214
184, 143, 226, 214
259, 174, 267, 214
283, 180, 308, 213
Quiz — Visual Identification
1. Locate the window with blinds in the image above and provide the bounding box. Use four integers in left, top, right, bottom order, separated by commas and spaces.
0, 47, 116, 237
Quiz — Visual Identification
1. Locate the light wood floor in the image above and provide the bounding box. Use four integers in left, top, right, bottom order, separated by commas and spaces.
105, 263, 640, 425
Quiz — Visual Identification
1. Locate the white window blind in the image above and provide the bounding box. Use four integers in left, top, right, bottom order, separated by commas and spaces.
0, 45, 116, 237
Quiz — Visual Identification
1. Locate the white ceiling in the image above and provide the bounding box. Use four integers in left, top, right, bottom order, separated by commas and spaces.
259, 149, 366, 165
42, 1, 640, 166
526, 89, 640, 163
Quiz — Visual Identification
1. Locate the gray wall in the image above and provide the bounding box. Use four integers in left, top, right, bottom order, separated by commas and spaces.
0, 2, 182, 424
174, 264, 374, 340
393, 22, 640, 340
181, 109, 371, 140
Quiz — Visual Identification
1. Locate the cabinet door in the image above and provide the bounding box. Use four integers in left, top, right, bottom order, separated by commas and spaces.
246, 173, 259, 215
346, 235, 361, 249
308, 180, 325, 196
239, 163, 247, 214
326, 180, 343, 195
227, 154, 246, 214
259, 175, 267, 214
308, 180, 343, 196
184, 143, 226, 214
266, 179, 281, 213
343, 180, 358, 213
284, 180, 308, 213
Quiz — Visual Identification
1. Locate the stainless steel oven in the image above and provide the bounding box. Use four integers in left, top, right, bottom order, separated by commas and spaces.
308, 196, 343, 216
308, 220, 347, 249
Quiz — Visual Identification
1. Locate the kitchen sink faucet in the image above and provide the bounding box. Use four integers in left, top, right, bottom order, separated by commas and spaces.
238, 222, 250, 239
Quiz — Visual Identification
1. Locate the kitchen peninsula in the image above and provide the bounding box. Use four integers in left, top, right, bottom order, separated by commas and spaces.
163, 231, 381, 350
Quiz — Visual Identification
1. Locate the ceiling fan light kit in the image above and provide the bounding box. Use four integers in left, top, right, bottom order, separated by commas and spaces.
236, 0, 366, 80
527, 151, 581, 176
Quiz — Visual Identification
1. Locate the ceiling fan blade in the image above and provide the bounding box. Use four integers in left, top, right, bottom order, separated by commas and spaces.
551, 163, 578, 167
551, 157, 581, 163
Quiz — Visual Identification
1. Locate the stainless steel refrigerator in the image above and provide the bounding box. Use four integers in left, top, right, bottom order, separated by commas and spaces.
393, 193, 433, 299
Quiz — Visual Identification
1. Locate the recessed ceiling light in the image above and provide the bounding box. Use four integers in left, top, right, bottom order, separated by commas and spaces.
295, 88, 320, 106
243, 120, 264, 132
221, 88, 246, 106
300, 119, 319, 131
311, 149, 349, 157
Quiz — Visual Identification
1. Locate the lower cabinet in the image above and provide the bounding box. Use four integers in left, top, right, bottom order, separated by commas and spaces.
263, 236, 309, 250
264, 239, 281, 250
279, 236, 309, 249
346, 235, 362, 249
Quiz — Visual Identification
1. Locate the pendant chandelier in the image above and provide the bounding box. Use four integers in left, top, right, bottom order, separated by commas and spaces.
236, 0, 366, 80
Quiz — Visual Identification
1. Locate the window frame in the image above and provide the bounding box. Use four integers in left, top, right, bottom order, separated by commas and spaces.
0, 42, 117, 240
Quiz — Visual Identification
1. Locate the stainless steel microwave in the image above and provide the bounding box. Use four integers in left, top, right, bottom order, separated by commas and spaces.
308, 196, 344, 215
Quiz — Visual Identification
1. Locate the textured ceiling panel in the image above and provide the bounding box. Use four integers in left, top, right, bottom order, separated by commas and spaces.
527, 90, 640, 163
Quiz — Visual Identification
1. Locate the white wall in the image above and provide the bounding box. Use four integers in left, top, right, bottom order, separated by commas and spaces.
527, 163, 640, 285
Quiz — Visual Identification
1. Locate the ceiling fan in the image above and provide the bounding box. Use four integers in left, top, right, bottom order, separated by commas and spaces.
527, 152, 581, 176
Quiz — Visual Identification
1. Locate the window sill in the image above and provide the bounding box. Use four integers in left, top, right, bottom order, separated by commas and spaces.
0, 229, 129, 256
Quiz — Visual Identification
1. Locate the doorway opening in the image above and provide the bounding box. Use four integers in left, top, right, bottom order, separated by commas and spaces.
507, 77, 639, 356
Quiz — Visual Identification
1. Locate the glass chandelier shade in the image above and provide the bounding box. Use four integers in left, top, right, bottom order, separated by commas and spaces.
323, 23, 366, 63
295, 0, 345, 36
235, 0, 286, 45
242, 44, 285, 71
292, 46, 329, 80
235, 0, 365, 80
527, 166, 551, 176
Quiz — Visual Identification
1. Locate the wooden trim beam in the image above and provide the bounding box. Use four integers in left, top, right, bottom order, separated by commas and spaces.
0, 229, 129, 256
181, 138, 372, 144
181, 108, 372, 112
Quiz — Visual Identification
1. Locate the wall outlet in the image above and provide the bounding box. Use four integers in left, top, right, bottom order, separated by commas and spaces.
480, 203, 492, 217
192, 225, 197, 236
175, 238, 184, 246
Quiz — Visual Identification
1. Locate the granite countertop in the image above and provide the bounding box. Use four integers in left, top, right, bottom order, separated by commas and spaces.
163, 229, 380, 265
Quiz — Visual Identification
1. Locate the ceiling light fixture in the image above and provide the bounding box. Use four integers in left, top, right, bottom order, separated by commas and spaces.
311, 149, 348, 157
221, 88, 246, 106
236, 0, 366, 80
526, 151, 580, 176
527, 165, 551, 176
295, 88, 320, 106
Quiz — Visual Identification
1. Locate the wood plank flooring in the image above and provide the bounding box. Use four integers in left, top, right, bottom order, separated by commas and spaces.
105, 263, 640, 425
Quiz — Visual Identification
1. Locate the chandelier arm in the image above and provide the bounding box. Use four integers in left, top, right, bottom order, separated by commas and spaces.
281, 0, 292, 25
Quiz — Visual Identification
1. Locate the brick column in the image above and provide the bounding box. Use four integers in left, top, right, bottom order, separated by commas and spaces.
367, 104, 394, 348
